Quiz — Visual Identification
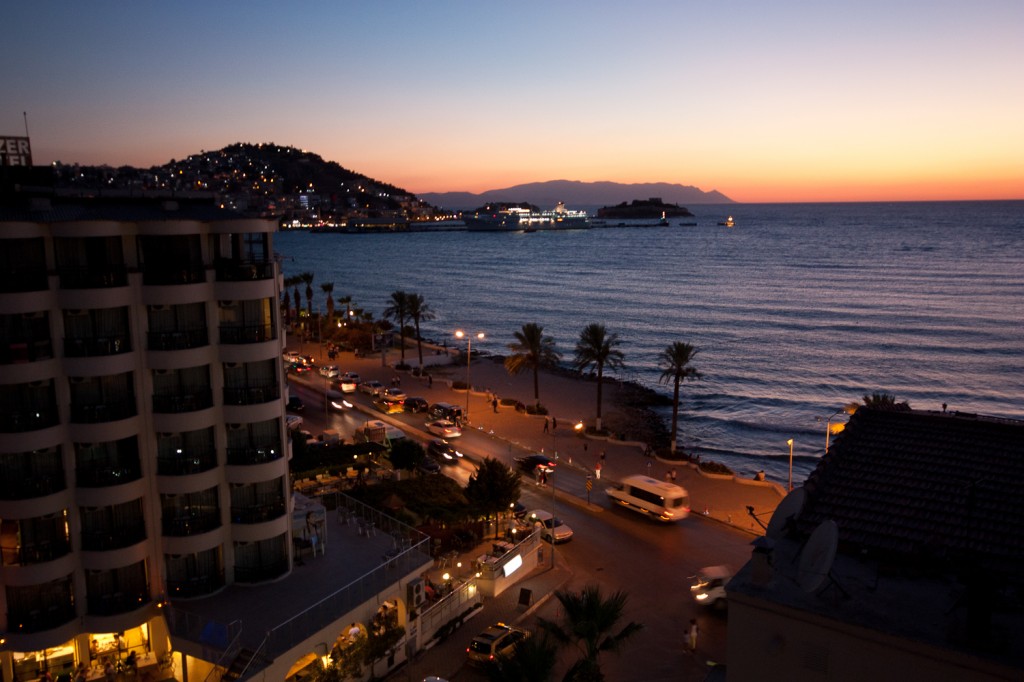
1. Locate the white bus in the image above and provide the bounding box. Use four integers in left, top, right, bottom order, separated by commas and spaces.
606, 475, 690, 522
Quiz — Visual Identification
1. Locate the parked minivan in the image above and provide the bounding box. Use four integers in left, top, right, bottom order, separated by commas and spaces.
428, 402, 463, 422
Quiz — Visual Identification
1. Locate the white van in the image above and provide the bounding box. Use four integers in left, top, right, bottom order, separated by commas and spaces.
606, 475, 690, 522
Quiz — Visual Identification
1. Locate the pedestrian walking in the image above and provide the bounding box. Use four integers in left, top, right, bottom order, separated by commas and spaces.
670, 468, 677, 482
428, 374, 433, 388
543, 417, 549, 433
600, 450, 606, 462
552, 417, 558, 430
688, 618, 699, 652
595, 461, 602, 480
492, 397, 498, 413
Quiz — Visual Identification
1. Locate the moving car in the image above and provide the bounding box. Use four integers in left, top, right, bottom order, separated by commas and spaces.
466, 623, 530, 664
287, 362, 313, 375
427, 439, 463, 464
326, 390, 351, 411
283, 350, 301, 364
318, 364, 340, 378
359, 380, 385, 396
606, 474, 690, 522
286, 396, 304, 412
384, 387, 407, 402
341, 371, 361, 384
404, 397, 428, 413
514, 454, 557, 475
527, 509, 573, 543
425, 419, 461, 438
690, 565, 733, 609
418, 455, 441, 475
336, 377, 358, 393
285, 415, 304, 431
373, 396, 405, 414
360, 420, 405, 444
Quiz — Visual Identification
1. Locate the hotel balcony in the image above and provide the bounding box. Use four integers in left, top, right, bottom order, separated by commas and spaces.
147, 327, 209, 351
69, 398, 137, 424
219, 323, 275, 345
57, 265, 129, 290
223, 383, 280, 406
214, 259, 275, 282
0, 449, 65, 500
152, 389, 215, 414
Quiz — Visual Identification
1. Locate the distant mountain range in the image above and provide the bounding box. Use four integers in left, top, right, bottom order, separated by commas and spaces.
419, 180, 734, 212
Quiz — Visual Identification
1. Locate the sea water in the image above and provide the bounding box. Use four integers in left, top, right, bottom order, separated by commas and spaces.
274, 200, 1024, 484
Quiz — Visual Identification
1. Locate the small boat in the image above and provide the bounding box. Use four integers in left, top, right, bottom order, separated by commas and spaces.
718, 215, 735, 227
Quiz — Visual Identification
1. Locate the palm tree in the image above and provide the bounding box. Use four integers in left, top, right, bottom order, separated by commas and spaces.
320, 282, 335, 325
657, 342, 702, 455
282, 275, 302, 324
573, 323, 625, 432
299, 271, 315, 320
406, 293, 435, 369
338, 294, 353, 325
484, 632, 559, 682
382, 290, 410, 364
505, 323, 561, 407
538, 584, 643, 682
464, 458, 521, 539
862, 392, 911, 411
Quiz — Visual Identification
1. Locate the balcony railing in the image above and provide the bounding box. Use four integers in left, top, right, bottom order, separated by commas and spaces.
64, 334, 131, 357
0, 407, 59, 433
162, 510, 221, 537
157, 451, 218, 476
230, 500, 286, 524
234, 559, 288, 584
166, 571, 225, 599
0, 469, 64, 500
76, 462, 143, 488
80, 524, 147, 551
1, 339, 54, 365
147, 328, 209, 351
214, 259, 275, 282
9, 602, 77, 633
1, 538, 73, 566
87, 589, 151, 616
219, 324, 275, 345
223, 384, 280, 406
143, 266, 206, 286
57, 265, 128, 289
69, 399, 137, 424
0, 267, 49, 293
152, 390, 214, 414
225, 444, 283, 466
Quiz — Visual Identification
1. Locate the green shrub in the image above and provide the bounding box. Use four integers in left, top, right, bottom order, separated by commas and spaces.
524, 403, 547, 415
699, 460, 734, 476
451, 380, 469, 391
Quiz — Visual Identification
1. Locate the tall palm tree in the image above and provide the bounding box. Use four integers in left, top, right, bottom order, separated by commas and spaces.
282, 275, 301, 324
320, 282, 335, 325
299, 272, 315, 320
383, 290, 410, 363
338, 295, 353, 326
573, 323, 625, 432
657, 342, 702, 455
505, 323, 561, 407
406, 293, 435, 369
484, 633, 558, 682
538, 584, 643, 682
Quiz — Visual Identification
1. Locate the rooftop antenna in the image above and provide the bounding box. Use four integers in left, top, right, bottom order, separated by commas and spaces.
798, 519, 848, 598
23, 111, 30, 137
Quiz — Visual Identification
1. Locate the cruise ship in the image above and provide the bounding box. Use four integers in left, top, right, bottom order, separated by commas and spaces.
463, 202, 590, 232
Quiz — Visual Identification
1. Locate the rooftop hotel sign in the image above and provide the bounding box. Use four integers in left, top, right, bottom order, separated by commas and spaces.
1, 136, 32, 166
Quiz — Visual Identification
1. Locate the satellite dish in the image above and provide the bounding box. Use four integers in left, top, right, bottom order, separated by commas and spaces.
798, 519, 839, 593
766, 487, 806, 539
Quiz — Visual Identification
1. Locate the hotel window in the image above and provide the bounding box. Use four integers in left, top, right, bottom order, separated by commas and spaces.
0, 311, 53, 364
0, 447, 65, 499
223, 359, 278, 405
68, 372, 137, 423
147, 302, 208, 350
156, 427, 217, 475
75, 437, 142, 487
80, 498, 146, 550
63, 307, 131, 357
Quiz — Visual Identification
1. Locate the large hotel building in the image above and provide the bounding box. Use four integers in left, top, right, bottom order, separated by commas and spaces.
0, 178, 436, 682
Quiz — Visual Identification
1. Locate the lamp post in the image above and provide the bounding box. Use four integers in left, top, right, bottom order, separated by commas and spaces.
454, 330, 484, 420
787, 438, 795, 491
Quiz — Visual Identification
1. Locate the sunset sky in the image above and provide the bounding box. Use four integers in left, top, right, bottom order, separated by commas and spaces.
4, 1, 1022, 203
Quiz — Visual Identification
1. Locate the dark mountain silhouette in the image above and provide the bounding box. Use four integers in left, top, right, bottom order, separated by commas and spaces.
419, 179, 734, 211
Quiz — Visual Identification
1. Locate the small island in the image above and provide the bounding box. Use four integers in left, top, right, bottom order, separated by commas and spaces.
596, 197, 695, 219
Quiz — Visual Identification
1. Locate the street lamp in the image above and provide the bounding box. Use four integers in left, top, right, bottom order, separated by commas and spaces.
454, 330, 484, 420
787, 438, 795, 491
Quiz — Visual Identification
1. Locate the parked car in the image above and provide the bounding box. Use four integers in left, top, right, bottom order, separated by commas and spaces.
297, 354, 316, 366
527, 509, 574, 543
360, 419, 405, 443
359, 380, 385, 396
404, 397, 428, 413
286, 396, 304, 412
283, 350, 301, 364
428, 402, 463, 421
427, 439, 463, 464
514, 454, 557, 475
466, 623, 530, 664
318, 364, 340, 378
285, 415, 304, 431
425, 419, 462, 438
373, 396, 405, 414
